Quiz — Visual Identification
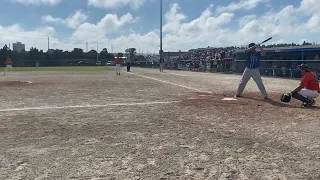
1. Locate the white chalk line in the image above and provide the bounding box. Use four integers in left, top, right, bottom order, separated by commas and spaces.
167, 73, 196, 77
168, 72, 213, 77
0, 101, 178, 112
128, 72, 212, 94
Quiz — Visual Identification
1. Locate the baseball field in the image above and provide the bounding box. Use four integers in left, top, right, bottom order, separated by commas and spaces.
0, 67, 319, 179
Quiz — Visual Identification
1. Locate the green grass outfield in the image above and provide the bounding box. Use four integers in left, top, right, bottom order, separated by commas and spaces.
0, 66, 113, 71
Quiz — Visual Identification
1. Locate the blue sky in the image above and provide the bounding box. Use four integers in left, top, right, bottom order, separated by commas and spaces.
0, 0, 318, 53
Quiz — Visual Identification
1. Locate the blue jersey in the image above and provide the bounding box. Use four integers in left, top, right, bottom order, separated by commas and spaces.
246, 51, 261, 69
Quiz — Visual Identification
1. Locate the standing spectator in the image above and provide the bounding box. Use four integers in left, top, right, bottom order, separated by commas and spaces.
3, 57, 15, 76
159, 57, 164, 72
202, 60, 207, 72
126, 56, 131, 72
36, 60, 39, 68
210, 60, 214, 72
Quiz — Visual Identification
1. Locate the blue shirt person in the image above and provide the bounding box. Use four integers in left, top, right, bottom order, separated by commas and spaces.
235, 43, 268, 99
246, 43, 265, 69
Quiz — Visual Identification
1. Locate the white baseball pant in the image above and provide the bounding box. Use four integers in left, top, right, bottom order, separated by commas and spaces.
298, 89, 319, 99
236, 67, 268, 98
116, 64, 121, 74
160, 63, 164, 72
4, 65, 14, 75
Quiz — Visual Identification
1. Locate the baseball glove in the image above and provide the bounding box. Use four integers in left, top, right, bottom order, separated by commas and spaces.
281, 93, 291, 103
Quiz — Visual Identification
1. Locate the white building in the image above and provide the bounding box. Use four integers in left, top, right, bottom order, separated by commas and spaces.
13, 42, 25, 52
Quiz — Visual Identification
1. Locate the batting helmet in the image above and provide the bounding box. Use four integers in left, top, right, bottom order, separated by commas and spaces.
281, 93, 291, 103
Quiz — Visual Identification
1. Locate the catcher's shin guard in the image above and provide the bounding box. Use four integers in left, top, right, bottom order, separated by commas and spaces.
291, 92, 313, 104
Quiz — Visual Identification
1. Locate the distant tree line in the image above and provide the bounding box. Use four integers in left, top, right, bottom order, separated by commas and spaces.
0, 45, 147, 67
0, 45, 116, 67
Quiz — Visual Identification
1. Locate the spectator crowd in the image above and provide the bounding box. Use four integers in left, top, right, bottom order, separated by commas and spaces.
173, 46, 243, 62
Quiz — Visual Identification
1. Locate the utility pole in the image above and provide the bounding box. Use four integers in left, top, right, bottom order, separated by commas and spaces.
97, 44, 99, 61
47, 36, 50, 51
86, 42, 88, 52
111, 45, 113, 54
160, 0, 163, 61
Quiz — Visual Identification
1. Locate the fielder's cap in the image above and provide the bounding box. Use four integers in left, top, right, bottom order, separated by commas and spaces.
298, 64, 309, 69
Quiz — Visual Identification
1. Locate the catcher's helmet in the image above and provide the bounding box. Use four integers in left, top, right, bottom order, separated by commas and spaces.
298, 64, 309, 69
281, 93, 291, 103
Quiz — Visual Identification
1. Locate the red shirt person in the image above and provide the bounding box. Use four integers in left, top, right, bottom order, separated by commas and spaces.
115, 57, 121, 65
290, 64, 319, 107
3, 57, 15, 75
115, 57, 121, 75
5, 58, 12, 65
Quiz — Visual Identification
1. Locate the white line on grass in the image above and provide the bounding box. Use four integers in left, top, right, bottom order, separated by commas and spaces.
128, 72, 212, 93
0, 101, 178, 112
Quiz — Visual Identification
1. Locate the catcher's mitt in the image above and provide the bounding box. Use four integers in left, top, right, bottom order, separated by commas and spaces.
281, 93, 291, 103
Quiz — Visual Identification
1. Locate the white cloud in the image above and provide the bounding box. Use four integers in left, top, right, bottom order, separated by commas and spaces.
10, 0, 61, 5
42, 15, 63, 23
2, 0, 320, 53
216, 0, 266, 14
87, 0, 147, 9
238, 15, 256, 27
71, 13, 137, 40
42, 10, 88, 29
297, 0, 320, 32
0, 24, 55, 50
163, 3, 186, 33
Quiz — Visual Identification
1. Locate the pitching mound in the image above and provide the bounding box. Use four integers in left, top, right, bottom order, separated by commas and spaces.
0, 81, 42, 87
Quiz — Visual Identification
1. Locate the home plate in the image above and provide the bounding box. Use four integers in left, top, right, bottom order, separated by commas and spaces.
221, 97, 238, 101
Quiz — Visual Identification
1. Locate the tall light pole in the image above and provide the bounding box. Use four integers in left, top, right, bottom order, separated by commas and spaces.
159, 0, 163, 60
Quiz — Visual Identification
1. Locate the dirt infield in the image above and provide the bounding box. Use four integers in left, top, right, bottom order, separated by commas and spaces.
0, 68, 320, 179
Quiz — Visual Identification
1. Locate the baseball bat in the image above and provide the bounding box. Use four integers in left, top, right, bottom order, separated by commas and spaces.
258, 37, 272, 45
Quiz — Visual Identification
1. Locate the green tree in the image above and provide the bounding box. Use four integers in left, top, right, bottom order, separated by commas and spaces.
86, 49, 98, 60
99, 48, 109, 58
125, 48, 136, 60
71, 48, 84, 59
116, 52, 124, 57
133, 55, 146, 62
0, 45, 11, 66
28, 47, 40, 61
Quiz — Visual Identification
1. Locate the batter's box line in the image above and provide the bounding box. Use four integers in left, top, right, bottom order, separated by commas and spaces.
0, 101, 179, 112
127, 72, 212, 94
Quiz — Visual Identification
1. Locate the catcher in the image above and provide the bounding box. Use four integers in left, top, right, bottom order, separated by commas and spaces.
281, 64, 319, 107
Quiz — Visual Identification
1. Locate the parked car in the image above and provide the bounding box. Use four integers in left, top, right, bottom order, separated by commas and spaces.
106, 61, 113, 66
76, 61, 95, 66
